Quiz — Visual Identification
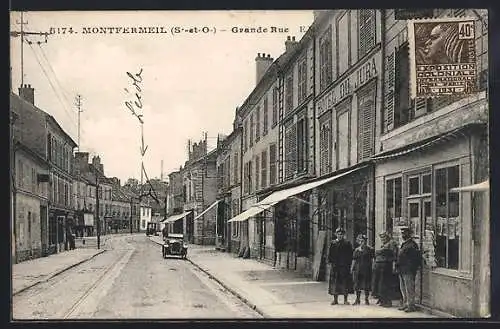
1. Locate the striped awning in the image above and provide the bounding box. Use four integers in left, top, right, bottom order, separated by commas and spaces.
450, 180, 489, 192
194, 200, 220, 220
162, 211, 192, 223
228, 166, 366, 223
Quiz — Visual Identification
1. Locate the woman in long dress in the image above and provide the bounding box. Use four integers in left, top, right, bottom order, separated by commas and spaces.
351, 234, 374, 305
372, 232, 396, 307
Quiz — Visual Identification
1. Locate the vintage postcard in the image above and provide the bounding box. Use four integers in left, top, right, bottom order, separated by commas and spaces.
9, 9, 490, 320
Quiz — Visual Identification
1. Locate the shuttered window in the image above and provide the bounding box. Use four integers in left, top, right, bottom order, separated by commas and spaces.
297, 117, 307, 173
284, 121, 297, 180
261, 150, 267, 189
357, 81, 376, 161
384, 52, 395, 132
269, 144, 277, 185
249, 114, 254, 147
285, 75, 294, 114
319, 27, 333, 92
358, 9, 376, 57
243, 162, 249, 194
255, 155, 260, 191
248, 160, 253, 193
319, 111, 332, 176
244, 120, 248, 151
394, 43, 411, 128
272, 88, 278, 126
233, 152, 238, 185
263, 98, 269, 135
255, 107, 261, 142
298, 55, 307, 104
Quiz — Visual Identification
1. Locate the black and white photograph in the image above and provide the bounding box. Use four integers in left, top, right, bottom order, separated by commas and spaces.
9, 8, 490, 320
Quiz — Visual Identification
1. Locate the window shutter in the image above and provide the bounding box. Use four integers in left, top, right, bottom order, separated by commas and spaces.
358, 86, 375, 161
385, 51, 396, 131
414, 98, 428, 118
255, 155, 260, 191
319, 121, 332, 175
284, 122, 297, 179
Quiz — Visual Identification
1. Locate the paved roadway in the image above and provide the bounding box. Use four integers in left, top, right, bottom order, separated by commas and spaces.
12, 235, 261, 319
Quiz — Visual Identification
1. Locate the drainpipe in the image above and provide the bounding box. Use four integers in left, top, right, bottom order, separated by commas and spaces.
10, 114, 17, 263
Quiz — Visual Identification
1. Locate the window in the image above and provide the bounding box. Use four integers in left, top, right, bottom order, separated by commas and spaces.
319, 111, 332, 175
336, 100, 351, 169
269, 144, 277, 185
225, 157, 231, 188
394, 43, 411, 127
385, 177, 402, 232
255, 107, 261, 142
261, 150, 268, 189
357, 82, 376, 161
248, 160, 253, 193
244, 120, 248, 152
47, 133, 52, 161
435, 165, 460, 269
64, 183, 69, 206
358, 9, 376, 57
255, 155, 260, 191
233, 152, 239, 185
272, 88, 278, 126
284, 121, 297, 179
32, 167, 36, 193
319, 27, 333, 91
297, 117, 308, 173
249, 114, 254, 147
263, 98, 269, 135
285, 75, 294, 113
337, 12, 351, 75
298, 56, 307, 104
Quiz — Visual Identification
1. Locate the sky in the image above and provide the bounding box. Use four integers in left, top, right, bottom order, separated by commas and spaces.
10, 10, 314, 183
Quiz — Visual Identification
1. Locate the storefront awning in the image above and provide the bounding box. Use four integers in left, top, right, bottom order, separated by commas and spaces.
162, 211, 192, 223
371, 126, 472, 162
450, 180, 489, 192
194, 200, 220, 220
227, 166, 366, 223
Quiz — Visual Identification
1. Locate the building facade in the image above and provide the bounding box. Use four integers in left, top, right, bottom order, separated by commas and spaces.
216, 123, 242, 252
373, 8, 488, 317
140, 203, 152, 231
11, 88, 77, 255
182, 140, 218, 245
13, 141, 50, 262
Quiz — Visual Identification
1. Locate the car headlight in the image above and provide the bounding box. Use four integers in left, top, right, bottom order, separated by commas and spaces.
183, 244, 188, 248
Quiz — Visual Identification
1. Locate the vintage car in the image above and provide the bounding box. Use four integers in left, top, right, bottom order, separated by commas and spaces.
162, 233, 188, 259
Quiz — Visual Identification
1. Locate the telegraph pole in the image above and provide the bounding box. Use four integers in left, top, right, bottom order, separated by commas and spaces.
75, 95, 83, 151
94, 166, 101, 249
10, 12, 49, 86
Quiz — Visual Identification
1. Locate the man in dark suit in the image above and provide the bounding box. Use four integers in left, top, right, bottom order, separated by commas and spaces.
397, 227, 422, 312
328, 227, 353, 305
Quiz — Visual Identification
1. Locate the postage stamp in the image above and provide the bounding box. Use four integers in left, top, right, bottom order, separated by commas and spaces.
408, 17, 477, 98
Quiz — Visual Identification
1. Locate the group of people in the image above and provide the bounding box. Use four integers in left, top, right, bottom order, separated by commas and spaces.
328, 227, 422, 313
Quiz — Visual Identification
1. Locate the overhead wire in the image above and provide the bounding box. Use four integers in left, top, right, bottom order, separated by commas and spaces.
24, 37, 78, 133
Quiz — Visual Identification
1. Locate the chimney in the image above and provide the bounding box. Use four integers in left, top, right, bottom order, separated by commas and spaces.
285, 36, 298, 52
75, 152, 90, 172
18, 84, 35, 105
255, 53, 274, 85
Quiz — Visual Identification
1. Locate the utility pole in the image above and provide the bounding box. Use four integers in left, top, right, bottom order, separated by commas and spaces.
10, 12, 49, 86
75, 95, 83, 151
94, 166, 101, 249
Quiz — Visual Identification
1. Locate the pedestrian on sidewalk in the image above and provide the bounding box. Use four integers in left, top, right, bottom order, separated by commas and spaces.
328, 227, 353, 305
372, 232, 396, 307
396, 227, 422, 313
351, 234, 374, 305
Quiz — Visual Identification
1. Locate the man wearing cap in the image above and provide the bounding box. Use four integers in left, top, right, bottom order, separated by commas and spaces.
396, 227, 422, 312
328, 227, 353, 305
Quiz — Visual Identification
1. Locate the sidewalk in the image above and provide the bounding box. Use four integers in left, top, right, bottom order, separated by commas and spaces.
149, 236, 437, 318
12, 248, 106, 295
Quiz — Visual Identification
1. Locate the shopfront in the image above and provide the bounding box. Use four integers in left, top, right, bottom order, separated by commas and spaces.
373, 123, 488, 317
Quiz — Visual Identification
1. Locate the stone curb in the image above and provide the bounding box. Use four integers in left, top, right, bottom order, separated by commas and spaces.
148, 237, 268, 318
13, 249, 107, 296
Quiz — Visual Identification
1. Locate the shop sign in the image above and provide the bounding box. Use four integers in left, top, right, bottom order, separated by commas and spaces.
317, 53, 380, 117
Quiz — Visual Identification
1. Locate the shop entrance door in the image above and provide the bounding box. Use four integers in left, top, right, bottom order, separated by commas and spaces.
407, 197, 432, 305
